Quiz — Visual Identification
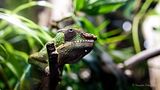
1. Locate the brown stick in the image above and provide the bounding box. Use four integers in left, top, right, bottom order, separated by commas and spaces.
124, 47, 160, 69
46, 43, 59, 90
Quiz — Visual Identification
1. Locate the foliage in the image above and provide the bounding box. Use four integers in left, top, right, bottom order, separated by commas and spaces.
74, 0, 127, 15
0, 0, 158, 90
0, 1, 54, 89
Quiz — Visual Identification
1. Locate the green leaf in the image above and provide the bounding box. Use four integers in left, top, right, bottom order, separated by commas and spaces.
5, 62, 19, 78
15, 15, 52, 41
96, 20, 109, 31
13, 1, 53, 13
0, 40, 14, 54
0, 44, 9, 59
0, 13, 44, 46
98, 3, 123, 14
101, 29, 121, 38
74, 0, 85, 11
14, 65, 31, 90
81, 0, 127, 15
14, 50, 28, 63
105, 34, 127, 43
79, 17, 96, 34
0, 55, 19, 79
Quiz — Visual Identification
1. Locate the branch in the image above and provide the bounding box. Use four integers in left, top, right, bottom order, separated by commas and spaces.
124, 47, 160, 69
46, 43, 59, 90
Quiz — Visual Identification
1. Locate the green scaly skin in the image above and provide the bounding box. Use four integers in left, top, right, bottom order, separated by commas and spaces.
29, 28, 97, 71
27, 28, 97, 89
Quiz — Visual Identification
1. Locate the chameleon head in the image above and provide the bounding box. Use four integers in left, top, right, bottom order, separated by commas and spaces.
55, 28, 97, 65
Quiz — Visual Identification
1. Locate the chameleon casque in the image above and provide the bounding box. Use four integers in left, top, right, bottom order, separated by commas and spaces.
27, 28, 97, 89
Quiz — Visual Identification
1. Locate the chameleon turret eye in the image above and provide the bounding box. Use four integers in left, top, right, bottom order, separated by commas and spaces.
64, 29, 76, 41
68, 29, 73, 32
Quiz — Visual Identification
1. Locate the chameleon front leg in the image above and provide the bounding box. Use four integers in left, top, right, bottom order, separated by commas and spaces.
28, 51, 48, 73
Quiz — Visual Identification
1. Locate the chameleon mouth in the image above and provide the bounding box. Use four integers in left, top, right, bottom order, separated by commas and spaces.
74, 40, 95, 43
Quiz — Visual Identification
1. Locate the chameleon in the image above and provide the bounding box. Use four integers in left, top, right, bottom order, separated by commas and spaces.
27, 28, 97, 89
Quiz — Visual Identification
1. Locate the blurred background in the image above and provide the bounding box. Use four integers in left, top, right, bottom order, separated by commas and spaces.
0, 0, 160, 90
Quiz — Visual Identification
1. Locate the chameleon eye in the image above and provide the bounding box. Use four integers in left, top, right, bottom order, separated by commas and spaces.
64, 29, 76, 41
68, 29, 73, 32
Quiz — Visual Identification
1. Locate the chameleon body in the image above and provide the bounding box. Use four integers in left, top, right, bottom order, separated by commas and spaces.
27, 28, 97, 89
